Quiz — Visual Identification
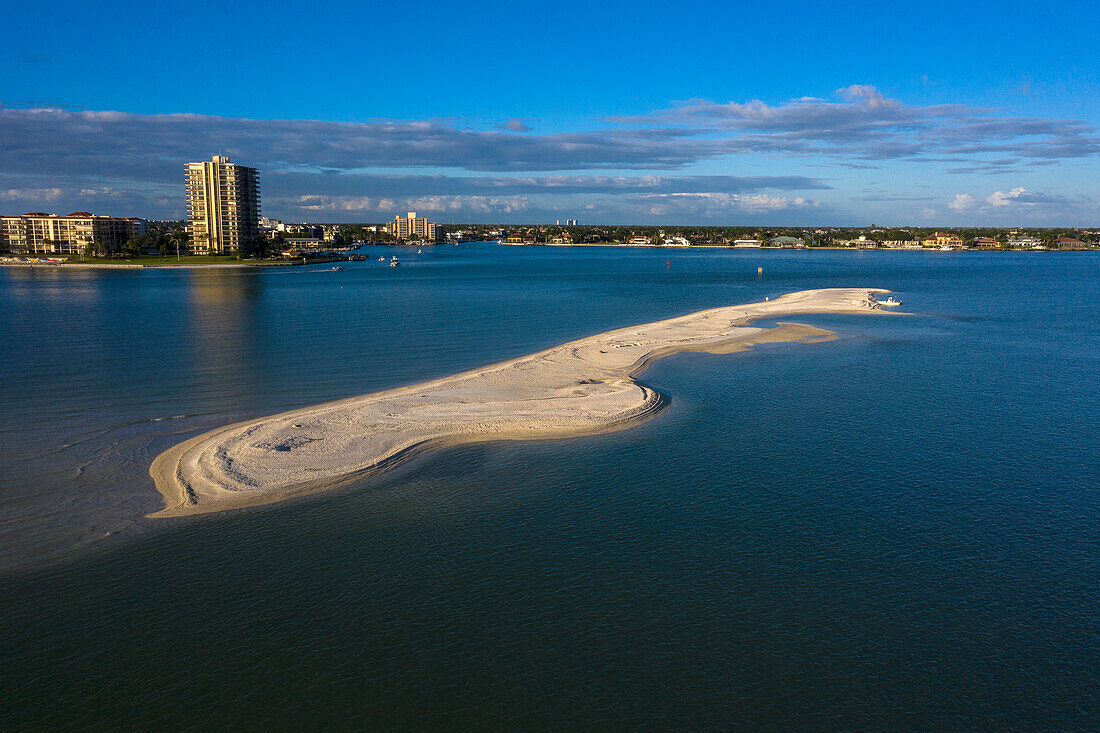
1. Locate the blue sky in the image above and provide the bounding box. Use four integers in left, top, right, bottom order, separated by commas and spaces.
2, 0, 1099, 225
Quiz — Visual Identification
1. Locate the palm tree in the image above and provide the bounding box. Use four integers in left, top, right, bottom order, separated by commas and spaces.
172, 229, 191, 261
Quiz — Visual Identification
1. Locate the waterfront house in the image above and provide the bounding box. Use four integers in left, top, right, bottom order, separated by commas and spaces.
921, 233, 965, 248
838, 236, 879, 247
769, 236, 805, 248
1054, 237, 1088, 249
972, 237, 999, 249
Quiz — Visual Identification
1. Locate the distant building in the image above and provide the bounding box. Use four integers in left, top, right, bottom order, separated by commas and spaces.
186, 156, 261, 254
732, 239, 760, 248
0, 212, 148, 254
972, 237, 999, 249
260, 216, 286, 235
769, 236, 805, 247
283, 238, 324, 251
921, 233, 964, 248
284, 224, 322, 238
628, 235, 651, 245
384, 212, 441, 242
1054, 236, 1088, 249
1007, 236, 1043, 249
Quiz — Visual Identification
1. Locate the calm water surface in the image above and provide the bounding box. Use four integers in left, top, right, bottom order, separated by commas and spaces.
1, 246, 1097, 728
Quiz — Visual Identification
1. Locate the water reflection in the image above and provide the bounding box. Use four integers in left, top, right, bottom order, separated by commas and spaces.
182, 268, 268, 413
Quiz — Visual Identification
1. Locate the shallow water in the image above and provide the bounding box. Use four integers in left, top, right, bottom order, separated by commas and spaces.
1, 246, 1097, 728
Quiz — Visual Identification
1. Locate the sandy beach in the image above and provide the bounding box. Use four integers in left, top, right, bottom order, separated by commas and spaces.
150, 288, 895, 517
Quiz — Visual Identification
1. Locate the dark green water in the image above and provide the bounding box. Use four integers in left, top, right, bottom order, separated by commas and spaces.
1, 246, 1097, 728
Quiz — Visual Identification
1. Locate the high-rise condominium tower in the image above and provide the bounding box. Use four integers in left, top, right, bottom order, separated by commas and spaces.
384, 212, 441, 242
185, 156, 261, 253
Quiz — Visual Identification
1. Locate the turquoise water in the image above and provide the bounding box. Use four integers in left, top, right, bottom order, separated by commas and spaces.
1, 246, 1097, 728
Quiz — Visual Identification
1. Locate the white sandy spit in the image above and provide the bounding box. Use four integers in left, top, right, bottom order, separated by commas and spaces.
150, 288, 896, 516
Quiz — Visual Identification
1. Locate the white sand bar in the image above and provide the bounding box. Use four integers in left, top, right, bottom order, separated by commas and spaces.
150, 288, 893, 517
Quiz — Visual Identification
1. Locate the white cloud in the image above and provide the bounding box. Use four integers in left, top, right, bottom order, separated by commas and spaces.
638, 192, 816, 216
296, 194, 528, 215
948, 193, 977, 210
77, 187, 126, 198
0, 187, 63, 202
938, 187, 1093, 223
985, 187, 1030, 207
947, 186, 1086, 213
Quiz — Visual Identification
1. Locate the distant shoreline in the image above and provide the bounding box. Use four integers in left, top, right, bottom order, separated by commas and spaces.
3, 243, 1092, 268
0, 257, 345, 269
491, 241, 1088, 252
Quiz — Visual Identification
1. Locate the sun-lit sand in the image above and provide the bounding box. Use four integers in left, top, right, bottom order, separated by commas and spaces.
150, 288, 895, 517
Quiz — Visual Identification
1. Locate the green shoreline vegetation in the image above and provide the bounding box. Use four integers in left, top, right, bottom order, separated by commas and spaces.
0, 254, 344, 267
2, 219, 1098, 263
444, 224, 1099, 250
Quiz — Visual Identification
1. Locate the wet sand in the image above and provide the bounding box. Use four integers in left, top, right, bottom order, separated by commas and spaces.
151, 288, 894, 517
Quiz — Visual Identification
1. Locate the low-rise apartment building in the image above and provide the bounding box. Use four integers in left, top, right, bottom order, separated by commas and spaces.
1, 212, 148, 254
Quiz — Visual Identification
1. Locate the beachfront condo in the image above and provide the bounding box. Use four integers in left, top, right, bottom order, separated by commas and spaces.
185, 156, 261, 254
384, 212, 442, 242
0, 212, 148, 254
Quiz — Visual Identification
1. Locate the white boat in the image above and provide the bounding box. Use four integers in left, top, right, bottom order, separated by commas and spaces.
879, 297, 902, 307
417, 249, 423, 254
378, 256, 385, 262
390, 259, 400, 267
